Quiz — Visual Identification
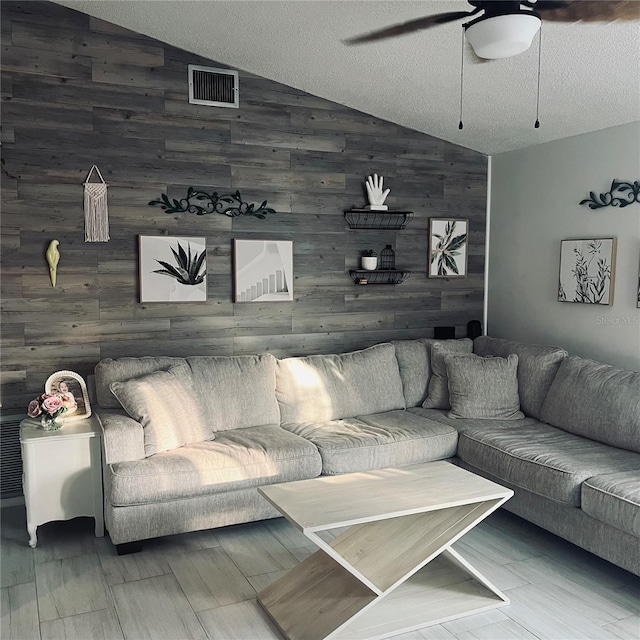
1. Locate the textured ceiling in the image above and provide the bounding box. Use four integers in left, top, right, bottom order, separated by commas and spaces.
56, 1, 640, 155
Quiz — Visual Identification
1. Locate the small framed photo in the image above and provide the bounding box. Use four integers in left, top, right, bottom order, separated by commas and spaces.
45, 370, 92, 421
234, 239, 294, 302
558, 238, 617, 305
636, 255, 640, 309
139, 236, 206, 302
428, 218, 468, 278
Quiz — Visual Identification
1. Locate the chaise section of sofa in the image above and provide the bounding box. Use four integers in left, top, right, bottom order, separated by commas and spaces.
453, 338, 640, 576
457, 422, 640, 507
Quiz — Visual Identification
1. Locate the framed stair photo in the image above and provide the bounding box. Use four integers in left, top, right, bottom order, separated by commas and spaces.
234, 239, 294, 302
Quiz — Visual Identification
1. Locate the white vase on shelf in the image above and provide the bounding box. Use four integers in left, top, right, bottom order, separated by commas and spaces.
361, 256, 378, 271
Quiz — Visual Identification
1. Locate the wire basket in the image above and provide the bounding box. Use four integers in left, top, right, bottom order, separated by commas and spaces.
344, 210, 414, 230
349, 270, 411, 285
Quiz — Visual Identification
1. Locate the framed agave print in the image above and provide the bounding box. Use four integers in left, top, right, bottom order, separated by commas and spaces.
139, 236, 206, 302
234, 239, 293, 302
558, 238, 616, 305
428, 218, 468, 278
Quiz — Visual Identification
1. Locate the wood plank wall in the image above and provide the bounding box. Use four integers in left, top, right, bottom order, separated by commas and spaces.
0, 1, 488, 412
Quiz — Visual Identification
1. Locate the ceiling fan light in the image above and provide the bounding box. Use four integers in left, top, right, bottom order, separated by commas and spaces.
465, 14, 541, 59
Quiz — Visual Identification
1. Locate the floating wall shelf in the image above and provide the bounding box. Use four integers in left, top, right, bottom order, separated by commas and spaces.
345, 210, 414, 230
350, 270, 411, 285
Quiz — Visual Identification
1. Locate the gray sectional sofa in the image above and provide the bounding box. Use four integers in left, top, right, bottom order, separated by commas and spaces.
94, 337, 640, 575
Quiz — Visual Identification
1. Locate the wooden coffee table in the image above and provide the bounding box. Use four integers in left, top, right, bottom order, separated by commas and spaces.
258, 460, 513, 640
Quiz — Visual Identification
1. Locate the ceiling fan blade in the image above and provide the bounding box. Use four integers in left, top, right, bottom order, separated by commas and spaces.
345, 10, 476, 45
535, 1, 640, 22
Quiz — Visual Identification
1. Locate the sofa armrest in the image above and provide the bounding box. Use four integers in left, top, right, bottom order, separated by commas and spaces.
96, 409, 145, 464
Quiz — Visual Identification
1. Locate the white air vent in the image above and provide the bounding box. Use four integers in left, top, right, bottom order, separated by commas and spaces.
189, 65, 239, 108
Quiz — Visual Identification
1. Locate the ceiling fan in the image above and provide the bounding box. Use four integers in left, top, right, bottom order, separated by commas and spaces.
346, 1, 640, 59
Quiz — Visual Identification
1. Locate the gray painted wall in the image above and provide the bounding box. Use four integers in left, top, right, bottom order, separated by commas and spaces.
488, 122, 640, 370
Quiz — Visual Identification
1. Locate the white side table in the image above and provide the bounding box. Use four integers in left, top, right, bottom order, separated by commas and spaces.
20, 415, 104, 548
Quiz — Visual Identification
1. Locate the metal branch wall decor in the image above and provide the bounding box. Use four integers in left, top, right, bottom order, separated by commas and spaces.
149, 187, 276, 219
579, 180, 640, 210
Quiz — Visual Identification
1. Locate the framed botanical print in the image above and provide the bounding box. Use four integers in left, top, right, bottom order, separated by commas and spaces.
428, 218, 468, 278
558, 238, 617, 305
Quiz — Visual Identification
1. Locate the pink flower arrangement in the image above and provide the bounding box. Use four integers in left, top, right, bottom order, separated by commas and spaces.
27, 393, 68, 421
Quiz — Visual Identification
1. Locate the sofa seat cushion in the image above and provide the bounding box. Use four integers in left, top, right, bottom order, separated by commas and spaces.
276, 344, 405, 424
108, 425, 322, 506
458, 422, 640, 506
281, 410, 457, 475
582, 471, 640, 537
408, 407, 540, 435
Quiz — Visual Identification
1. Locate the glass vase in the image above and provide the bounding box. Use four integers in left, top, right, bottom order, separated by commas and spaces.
41, 414, 64, 431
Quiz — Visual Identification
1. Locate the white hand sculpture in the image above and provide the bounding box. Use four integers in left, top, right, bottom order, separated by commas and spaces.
365, 174, 390, 209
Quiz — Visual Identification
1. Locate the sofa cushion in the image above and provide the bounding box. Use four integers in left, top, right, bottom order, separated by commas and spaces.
186, 355, 280, 432
540, 356, 640, 453
276, 344, 405, 423
281, 410, 457, 475
445, 353, 524, 420
110, 365, 213, 457
422, 339, 473, 410
408, 406, 539, 435
473, 336, 567, 420
582, 471, 640, 538
108, 425, 322, 506
96, 356, 184, 409
458, 422, 640, 506
391, 338, 440, 407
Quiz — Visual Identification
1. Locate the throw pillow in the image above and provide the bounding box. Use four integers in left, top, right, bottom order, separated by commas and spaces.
110, 364, 213, 457
445, 353, 525, 420
422, 339, 473, 410
473, 336, 567, 419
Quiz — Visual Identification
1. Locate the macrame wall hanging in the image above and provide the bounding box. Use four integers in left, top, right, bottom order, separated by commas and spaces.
83, 165, 110, 242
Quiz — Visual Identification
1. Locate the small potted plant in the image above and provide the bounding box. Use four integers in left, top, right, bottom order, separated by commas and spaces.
361, 249, 378, 271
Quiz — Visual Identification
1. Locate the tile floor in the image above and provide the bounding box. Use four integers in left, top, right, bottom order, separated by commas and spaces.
1, 505, 638, 639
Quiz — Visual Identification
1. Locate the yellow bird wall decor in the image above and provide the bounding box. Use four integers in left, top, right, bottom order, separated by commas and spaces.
46, 239, 60, 287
